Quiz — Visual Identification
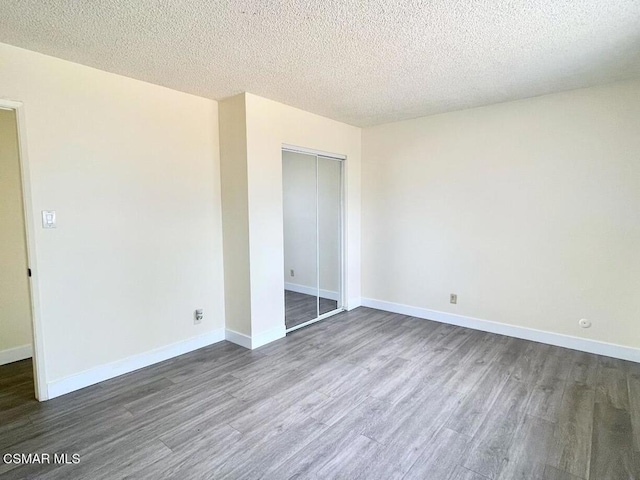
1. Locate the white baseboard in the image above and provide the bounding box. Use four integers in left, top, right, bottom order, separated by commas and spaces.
347, 297, 362, 311
225, 329, 252, 349
47, 329, 225, 400
226, 326, 286, 350
0, 344, 33, 366
252, 325, 286, 349
285, 282, 339, 301
361, 298, 640, 364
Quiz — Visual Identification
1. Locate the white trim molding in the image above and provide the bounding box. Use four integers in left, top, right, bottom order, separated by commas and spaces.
347, 297, 362, 311
282, 143, 346, 160
284, 282, 340, 301
361, 298, 640, 364
1, 98, 48, 401
46, 329, 225, 400
225, 329, 252, 349
253, 325, 287, 349
0, 344, 33, 366
226, 326, 286, 350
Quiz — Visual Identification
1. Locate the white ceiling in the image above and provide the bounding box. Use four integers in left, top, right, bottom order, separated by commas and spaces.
1, 0, 639, 126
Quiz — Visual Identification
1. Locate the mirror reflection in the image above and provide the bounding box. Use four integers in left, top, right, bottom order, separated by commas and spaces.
283, 149, 343, 330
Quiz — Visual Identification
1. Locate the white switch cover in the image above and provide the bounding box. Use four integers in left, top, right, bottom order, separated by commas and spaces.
42, 210, 56, 228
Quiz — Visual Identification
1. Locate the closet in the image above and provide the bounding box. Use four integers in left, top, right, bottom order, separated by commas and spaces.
282, 147, 344, 331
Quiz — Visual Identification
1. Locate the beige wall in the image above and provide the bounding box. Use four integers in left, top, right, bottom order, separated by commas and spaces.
0, 108, 32, 359
219, 95, 252, 336
0, 43, 224, 384
245, 93, 361, 337
362, 79, 640, 350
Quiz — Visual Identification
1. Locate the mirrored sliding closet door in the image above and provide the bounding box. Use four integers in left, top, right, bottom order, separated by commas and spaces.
282, 148, 344, 332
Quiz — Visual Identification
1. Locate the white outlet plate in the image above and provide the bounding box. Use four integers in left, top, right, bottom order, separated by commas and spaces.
42, 210, 56, 228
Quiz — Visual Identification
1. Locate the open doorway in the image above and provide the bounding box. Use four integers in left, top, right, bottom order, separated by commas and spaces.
0, 104, 42, 402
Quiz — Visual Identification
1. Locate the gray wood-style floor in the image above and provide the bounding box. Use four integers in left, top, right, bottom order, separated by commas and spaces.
1, 307, 639, 479
284, 290, 338, 329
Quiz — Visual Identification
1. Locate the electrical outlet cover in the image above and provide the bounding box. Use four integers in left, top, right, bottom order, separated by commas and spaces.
578, 318, 591, 328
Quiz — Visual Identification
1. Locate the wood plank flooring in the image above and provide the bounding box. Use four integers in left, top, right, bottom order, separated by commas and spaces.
284, 290, 338, 329
1, 307, 639, 479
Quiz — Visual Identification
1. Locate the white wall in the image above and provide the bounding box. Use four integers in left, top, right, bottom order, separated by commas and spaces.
283, 151, 342, 297
245, 93, 361, 338
362, 79, 640, 351
0, 108, 33, 364
218, 93, 361, 343
0, 43, 225, 390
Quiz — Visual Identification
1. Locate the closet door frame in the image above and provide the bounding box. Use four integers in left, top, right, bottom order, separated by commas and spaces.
282, 144, 346, 333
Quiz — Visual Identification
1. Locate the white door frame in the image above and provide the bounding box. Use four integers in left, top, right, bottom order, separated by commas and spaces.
282, 145, 347, 333
1, 98, 48, 400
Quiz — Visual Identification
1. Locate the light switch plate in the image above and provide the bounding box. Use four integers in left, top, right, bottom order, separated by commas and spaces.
42, 210, 56, 228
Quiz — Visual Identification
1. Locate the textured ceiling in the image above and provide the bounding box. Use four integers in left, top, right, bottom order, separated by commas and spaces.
1, 1, 639, 126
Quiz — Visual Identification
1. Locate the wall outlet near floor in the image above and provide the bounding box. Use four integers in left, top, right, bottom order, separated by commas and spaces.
290, 269, 295, 277
578, 318, 591, 328
450, 294, 457, 304
194, 309, 203, 324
